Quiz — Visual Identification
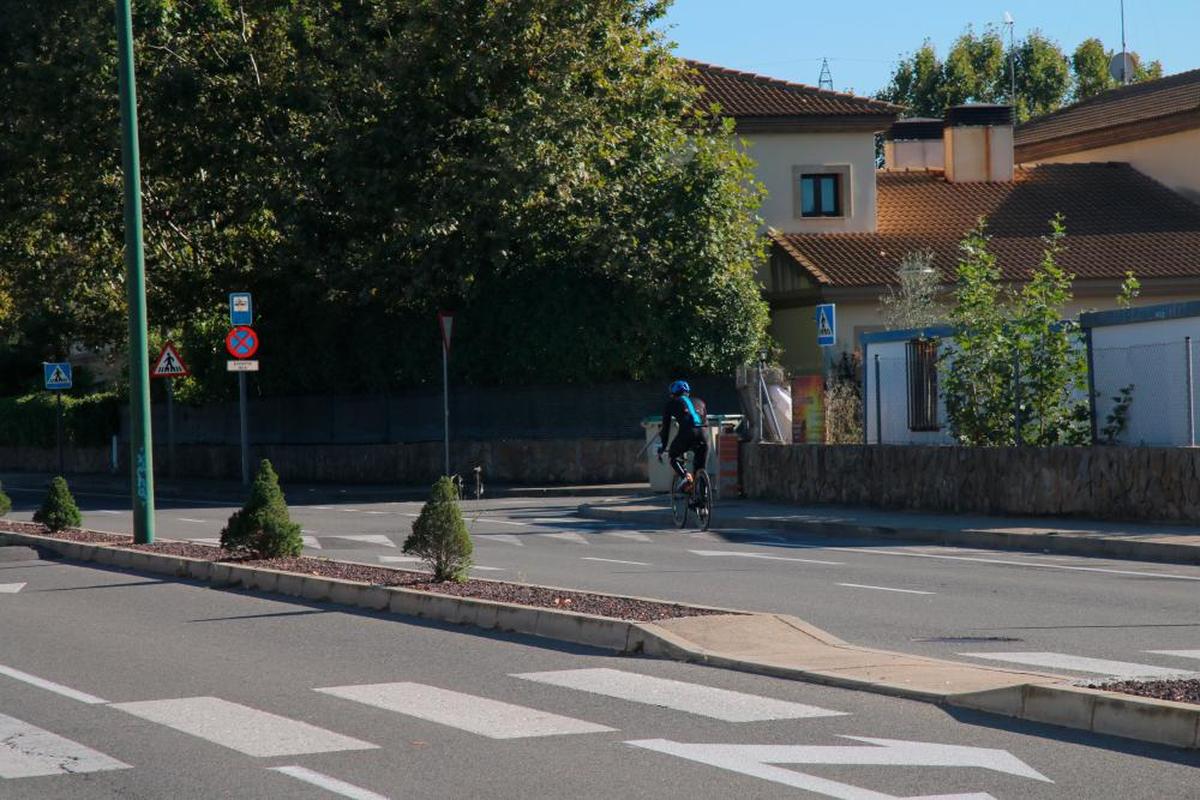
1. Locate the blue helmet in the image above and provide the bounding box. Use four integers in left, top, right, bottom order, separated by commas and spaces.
669, 379, 690, 396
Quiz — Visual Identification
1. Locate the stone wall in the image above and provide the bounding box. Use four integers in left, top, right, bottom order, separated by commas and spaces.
741, 443, 1200, 522
0, 439, 647, 486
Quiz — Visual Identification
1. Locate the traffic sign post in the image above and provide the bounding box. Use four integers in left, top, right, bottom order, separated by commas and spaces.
43, 363, 73, 476
438, 312, 454, 476
226, 325, 260, 486
151, 343, 189, 479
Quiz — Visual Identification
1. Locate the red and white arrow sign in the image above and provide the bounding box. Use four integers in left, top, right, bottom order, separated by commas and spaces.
627, 737, 1050, 800
438, 311, 454, 353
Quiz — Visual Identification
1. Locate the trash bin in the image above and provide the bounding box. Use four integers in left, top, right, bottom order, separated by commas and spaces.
643, 414, 743, 495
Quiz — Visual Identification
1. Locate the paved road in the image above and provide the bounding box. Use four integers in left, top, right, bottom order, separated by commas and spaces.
5, 481, 1200, 683
2, 553, 1197, 799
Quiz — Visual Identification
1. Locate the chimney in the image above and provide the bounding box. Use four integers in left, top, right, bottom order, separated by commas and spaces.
943, 104, 1014, 183
884, 118, 944, 170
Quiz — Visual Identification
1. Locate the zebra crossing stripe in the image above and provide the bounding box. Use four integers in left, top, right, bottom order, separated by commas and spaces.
0, 712, 130, 778
514, 669, 846, 722
959, 652, 1197, 679
315, 682, 615, 739
324, 535, 396, 548
270, 766, 391, 800
109, 697, 377, 757
538, 532, 589, 545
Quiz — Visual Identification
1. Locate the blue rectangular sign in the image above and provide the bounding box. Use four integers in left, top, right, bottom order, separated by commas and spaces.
43, 362, 73, 390
815, 303, 836, 347
229, 292, 253, 326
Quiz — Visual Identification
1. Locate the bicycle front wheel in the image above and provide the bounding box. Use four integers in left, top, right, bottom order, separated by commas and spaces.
694, 471, 713, 531
670, 481, 689, 528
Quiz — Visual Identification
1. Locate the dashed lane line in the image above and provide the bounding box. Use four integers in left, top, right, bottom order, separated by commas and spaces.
689, 550, 844, 566
269, 766, 391, 800
581, 557, 651, 567
836, 583, 935, 596
959, 652, 1198, 679
0, 664, 109, 705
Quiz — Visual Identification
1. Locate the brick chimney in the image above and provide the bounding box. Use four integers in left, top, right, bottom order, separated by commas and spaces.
884, 118, 945, 170
943, 104, 1014, 183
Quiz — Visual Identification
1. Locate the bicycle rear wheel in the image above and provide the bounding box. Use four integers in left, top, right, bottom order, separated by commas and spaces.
694, 470, 713, 531
670, 480, 689, 528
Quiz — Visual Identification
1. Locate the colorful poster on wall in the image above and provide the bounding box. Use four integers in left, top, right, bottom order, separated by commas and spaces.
791, 375, 825, 443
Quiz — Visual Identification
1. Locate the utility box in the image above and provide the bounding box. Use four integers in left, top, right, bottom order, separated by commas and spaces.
642, 415, 743, 496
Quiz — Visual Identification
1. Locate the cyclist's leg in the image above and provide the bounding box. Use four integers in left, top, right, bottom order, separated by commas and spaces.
691, 433, 709, 477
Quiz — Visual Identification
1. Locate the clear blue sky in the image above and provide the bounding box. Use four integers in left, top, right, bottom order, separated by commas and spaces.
660, 1, 1196, 97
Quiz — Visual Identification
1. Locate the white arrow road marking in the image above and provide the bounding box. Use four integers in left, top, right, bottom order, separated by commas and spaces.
0, 583, 26, 594
538, 531, 589, 545
0, 712, 131, 778
581, 557, 651, 567
269, 766, 390, 800
323, 535, 396, 548
0, 664, 109, 704
959, 652, 1197, 679
690, 550, 844, 566
627, 737, 1049, 800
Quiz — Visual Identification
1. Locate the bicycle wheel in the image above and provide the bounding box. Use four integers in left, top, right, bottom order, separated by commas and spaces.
670, 478, 689, 528
694, 470, 713, 531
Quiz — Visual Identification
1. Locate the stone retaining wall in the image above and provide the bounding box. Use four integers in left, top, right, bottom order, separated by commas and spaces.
0, 439, 646, 485
741, 443, 1200, 522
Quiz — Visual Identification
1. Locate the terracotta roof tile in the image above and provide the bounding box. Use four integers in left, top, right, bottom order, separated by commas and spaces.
684, 60, 902, 118
774, 164, 1200, 287
1015, 69, 1200, 148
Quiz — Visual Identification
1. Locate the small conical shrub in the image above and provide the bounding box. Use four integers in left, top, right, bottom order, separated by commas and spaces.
0, 482, 11, 517
403, 476, 473, 582
220, 460, 303, 558
33, 476, 81, 532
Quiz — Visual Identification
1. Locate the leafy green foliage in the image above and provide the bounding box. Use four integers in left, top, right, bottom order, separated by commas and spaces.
220, 460, 303, 558
878, 27, 1160, 123
0, 393, 118, 448
0, 482, 11, 517
33, 476, 82, 531
1101, 384, 1135, 445
403, 477, 473, 582
1116, 272, 1141, 309
0, 1, 769, 394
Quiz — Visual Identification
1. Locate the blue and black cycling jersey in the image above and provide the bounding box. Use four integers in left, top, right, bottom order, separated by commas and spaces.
659, 394, 707, 450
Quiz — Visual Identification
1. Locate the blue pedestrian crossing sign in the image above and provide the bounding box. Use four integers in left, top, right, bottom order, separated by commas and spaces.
815, 304, 836, 347
43, 362, 73, 390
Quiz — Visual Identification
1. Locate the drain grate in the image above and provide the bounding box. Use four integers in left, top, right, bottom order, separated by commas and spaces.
913, 635, 1023, 643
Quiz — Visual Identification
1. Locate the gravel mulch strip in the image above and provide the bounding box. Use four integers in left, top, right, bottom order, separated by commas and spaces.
3, 523, 728, 622
1089, 678, 1200, 705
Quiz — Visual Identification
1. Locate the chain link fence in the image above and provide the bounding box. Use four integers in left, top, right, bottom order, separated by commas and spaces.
1092, 339, 1198, 446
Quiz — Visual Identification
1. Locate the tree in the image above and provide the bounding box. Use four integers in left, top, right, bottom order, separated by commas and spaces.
1014, 31, 1071, 120
220, 460, 303, 558
1072, 38, 1164, 101
33, 477, 82, 532
403, 476, 473, 582
0, 1, 770, 395
879, 251, 944, 331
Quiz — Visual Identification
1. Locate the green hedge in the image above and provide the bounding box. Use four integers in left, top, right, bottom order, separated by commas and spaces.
0, 393, 119, 448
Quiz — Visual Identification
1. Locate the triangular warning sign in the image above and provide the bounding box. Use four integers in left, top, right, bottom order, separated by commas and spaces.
817, 309, 834, 339
48, 366, 68, 384
151, 342, 190, 378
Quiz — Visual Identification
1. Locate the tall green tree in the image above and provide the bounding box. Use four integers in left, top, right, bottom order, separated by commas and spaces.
0, 0, 769, 395
1072, 38, 1164, 101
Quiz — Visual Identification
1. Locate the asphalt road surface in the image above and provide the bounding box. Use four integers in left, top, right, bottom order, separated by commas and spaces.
4, 480, 1200, 686
2, 553, 1198, 799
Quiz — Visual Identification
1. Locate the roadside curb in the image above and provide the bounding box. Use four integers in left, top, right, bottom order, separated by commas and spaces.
577, 503, 1200, 566
4, 527, 1197, 751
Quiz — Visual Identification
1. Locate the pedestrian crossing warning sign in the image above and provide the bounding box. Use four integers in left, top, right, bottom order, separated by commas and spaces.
151, 342, 190, 378
43, 362, 73, 390
815, 303, 836, 347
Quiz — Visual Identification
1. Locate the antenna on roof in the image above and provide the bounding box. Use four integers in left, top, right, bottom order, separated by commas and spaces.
818, 58, 833, 91
1109, 0, 1135, 84
1003, 12, 1017, 108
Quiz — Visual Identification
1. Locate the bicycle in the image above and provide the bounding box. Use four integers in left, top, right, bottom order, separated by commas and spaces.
449, 467, 485, 501
661, 450, 713, 531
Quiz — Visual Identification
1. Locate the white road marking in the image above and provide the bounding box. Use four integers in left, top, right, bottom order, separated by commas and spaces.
110, 697, 377, 756
1147, 650, 1200, 661
269, 766, 390, 800
0, 712, 131, 778
604, 531, 652, 542
378, 556, 423, 564
188, 537, 222, 546
0, 583, 26, 594
477, 534, 523, 546
311, 506, 334, 511
0, 664, 109, 704
301, 535, 323, 550
959, 652, 1197, 679
471, 565, 505, 572
362, 510, 388, 516
315, 682, 614, 739
581, 557, 651, 567
627, 737, 1049, 799
538, 531, 589, 545
690, 550, 844, 566
515, 669, 845, 722
323, 535, 396, 548
836, 583, 935, 596
96, 510, 123, 515
177, 518, 207, 524
474, 517, 528, 527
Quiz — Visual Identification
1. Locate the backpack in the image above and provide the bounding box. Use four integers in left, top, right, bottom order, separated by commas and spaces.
681, 396, 707, 431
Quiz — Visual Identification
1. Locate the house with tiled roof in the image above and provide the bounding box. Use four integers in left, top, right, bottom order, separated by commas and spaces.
689, 62, 1200, 375
1015, 68, 1200, 203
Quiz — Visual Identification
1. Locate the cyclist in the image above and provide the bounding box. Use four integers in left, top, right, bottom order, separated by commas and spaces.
656, 379, 707, 494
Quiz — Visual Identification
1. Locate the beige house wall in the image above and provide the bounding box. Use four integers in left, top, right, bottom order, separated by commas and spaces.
1022, 128, 1200, 204
738, 132, 879, 233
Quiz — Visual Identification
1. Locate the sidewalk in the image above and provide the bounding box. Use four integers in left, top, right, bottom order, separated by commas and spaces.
579, 495, 1200, 565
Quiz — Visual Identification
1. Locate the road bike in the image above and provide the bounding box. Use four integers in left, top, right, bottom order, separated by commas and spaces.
450, 467, 485, 501
662, 451, 713, 531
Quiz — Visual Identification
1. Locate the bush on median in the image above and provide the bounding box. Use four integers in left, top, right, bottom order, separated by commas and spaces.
403, 476, 473, 582
0, 482, 11, 516
220, 459, 303, 558
33, 476, 81, 531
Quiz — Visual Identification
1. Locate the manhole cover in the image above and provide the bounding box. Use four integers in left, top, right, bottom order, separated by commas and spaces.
912, 635, 1023, 643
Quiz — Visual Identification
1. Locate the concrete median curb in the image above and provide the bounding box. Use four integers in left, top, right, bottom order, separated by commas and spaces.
578, 503, 1200, 566
4, 527, 1197, 751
